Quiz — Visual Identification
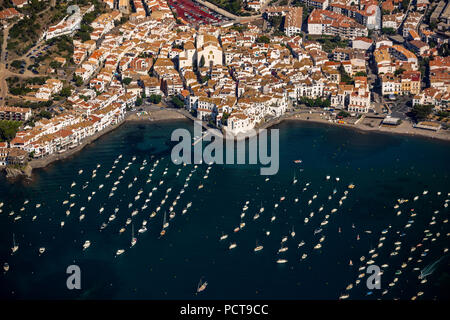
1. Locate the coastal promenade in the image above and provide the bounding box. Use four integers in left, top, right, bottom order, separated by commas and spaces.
26, 105, 450, 172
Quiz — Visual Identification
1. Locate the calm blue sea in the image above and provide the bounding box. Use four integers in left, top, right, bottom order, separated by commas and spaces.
0, 120, 449, 300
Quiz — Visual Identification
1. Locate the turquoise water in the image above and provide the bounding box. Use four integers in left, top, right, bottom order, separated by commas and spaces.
0, 120, 449, 299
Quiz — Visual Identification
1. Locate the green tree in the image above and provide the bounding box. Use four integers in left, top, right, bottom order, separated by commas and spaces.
256, 36, 270, 44
171, 96, 184, 108
354, 72, 367, 77
0, 121, 22, 142
60, 87, 72, 97
199, 55, 205, 68
38, 110, 52, 119
49, 61, 62, 69
337, 111, 350, 118
11, 60, 23, 69
122, 77, 132, 85
410, 104, 433, 121
382, 28, 396, 35
338, 65, 354, 85
394, 68, 406, 76
149, 94, 162, 104
73, 75, 83, 86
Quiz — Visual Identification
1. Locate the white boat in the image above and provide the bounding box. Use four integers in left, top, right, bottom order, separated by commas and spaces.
326, 176, 330, 180
229, 243, 237, 250
301, 253, 307, 260
116, 249, 125, 256
3, 263, 9, 272
278, 247, 288, 253
196, 278, 208, 293
39, 247, 46, 255
293, 171, 297, 184
220, 233, 228, 241
79, 214, 85, 221
163, 212, 169, 229
71, 182, 76, 188
276, 259, 288, 264
298, 241, 305, 247
254, 244, 263, 252
61, 221, 65, 227
109, 214, 116, 222
36, 203, 41, 208
314, 243, 322, 249
83, 240, 91, 250
131, 224, 137, 246
291, 226, 295, 238
138, 226, 147, 233
11, 233, 19, 254
271, 215, 276, 222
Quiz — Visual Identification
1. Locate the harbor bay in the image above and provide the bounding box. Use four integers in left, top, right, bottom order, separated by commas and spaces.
0, 120, 449, 300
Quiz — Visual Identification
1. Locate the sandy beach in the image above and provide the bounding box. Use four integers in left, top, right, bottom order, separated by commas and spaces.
285, 112, 450, 142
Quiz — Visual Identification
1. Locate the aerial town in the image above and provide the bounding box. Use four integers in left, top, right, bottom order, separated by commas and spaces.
0, 0, 449, 167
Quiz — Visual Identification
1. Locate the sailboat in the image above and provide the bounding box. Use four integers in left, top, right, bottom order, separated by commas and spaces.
254, 240, 263, 252
219, 233, 228, 241
160, 212, 168, 236
163, 212, 169, 229
291, 226, 295, 238
131, 224, 137, 247
293, 171, 297, 184
11, 233, 19, 254
196, 278, 208, 294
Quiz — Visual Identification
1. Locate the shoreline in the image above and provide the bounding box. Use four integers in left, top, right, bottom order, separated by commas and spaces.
281, 113, 450, 143
5, 107, 450, 179
26, 108, 189, 172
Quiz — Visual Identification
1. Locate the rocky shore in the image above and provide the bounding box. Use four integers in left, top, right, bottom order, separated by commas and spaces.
2, 164, 33, 181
